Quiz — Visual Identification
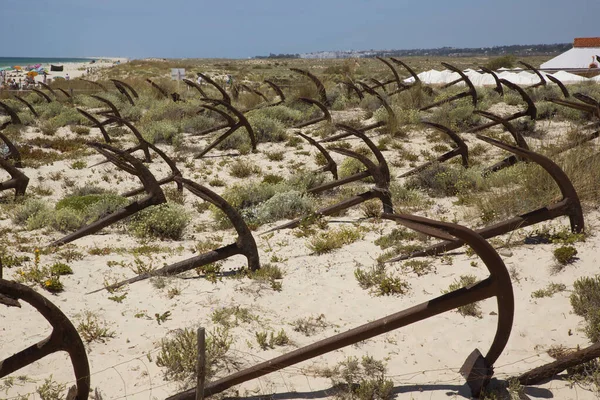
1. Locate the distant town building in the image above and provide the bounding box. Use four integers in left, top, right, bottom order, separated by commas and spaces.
540, 37, 600, 70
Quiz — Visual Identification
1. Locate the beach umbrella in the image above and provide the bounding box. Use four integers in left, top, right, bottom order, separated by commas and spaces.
0, 66, 12, 71
13, 66, 22, 70
27, 71, 38, 77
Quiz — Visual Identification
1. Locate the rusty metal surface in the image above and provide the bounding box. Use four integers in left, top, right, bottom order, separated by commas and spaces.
263, 80, 286, 105
146, 78, 170, 99
294, 131, 338, 179
390, 58, 421, 85
90, 95, 123, 122
13, 94, 39, 117
376, 56, 407, 93
291, 97, 331, 129
290, 68, 330, 107
0, 101, 22, 125
467, 79, 537, 133
420, 63, 478, 111
76, 108, 112, 143
168, 214, 514, 399
388, 134, 584, 261
50, 143, 166, 247
57, 88, 72, 99
546, 75, 570, 98
39, 82, 58, 97
0, 279, 90, 400
518, 61, 546, 89
195, 99, 257, 158
110, 79, 139, 98
400, 121, 468, 178
479, 67, 504, 96
197, 73, 232, 105
183, 78, 208, 98
80, 78, 108, 91
31, 88, 52, 103
90, 176, 259, 293
0, 129, 23, 167
0, 157, 29, 197
341, 80, 364, 100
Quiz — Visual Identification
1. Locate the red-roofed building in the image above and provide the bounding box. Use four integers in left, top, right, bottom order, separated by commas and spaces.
541, 37, 600, 71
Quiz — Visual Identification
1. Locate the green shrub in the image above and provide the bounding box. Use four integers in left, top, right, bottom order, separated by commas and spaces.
129, 203, 190, 240
554, 246, 578, 265
354, 264, 409, 296
571, 275, 600, 342
307, 226, 363, 254
484, 55, 516, 70
531, 283, 567, 298
443, 275, 482, 318
255, 191, 314, 224
326, 356, 394, 400
142, 120, 182, 145
406, 163, 482, 197
72, 125, 91, 135
11, 199, 50, 226
247, 114, 287, 143
229, 159, 261, 178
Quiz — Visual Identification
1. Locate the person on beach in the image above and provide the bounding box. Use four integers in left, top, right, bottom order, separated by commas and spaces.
43, 72, 47, 84
65, 73, 70, 81
197, 74, 203, 85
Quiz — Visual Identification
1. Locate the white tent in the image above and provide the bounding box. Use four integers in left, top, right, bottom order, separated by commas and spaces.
541, 48, 600, 69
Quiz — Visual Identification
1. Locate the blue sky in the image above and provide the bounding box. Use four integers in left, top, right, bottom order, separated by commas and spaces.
2, 0, 599, 59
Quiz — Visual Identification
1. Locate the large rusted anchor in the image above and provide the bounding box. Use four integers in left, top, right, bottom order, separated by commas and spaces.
38, 82, 58, 98
50, 143, 166, 247
0, 279, 90, 400
146, 78, 169, 99
110, 79, 138, 106
269, 125, 392, 232
388, 134, 584, 262
239, 80, 287, 112
400, 121, 468, 178
545, 75, 570, 98
466, 79, 537, 133
420, 63, 478, 111
551, 95, 600, 120
195, 99, 257, 158
358, 57, 420, 95
183, 78, 208, 98
197, 73, 232, 104
89, 94, 124, 122
0, 157, 28, 198
76, 108, 112, 144
290, 68, 330, 107
291, 97, 332, 129
167, 214, 514, 399
0, 101, 22, 125
342, 80, 364, 100
13, 94, 39, 117
90, 176, 259, 293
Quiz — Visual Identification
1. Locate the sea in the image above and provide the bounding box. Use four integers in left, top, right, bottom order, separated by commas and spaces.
0, 57, 92, 68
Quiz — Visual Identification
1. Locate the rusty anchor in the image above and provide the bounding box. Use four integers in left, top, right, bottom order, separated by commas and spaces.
291, 97, 332, 129
76, 108, 112, 144
57, 88, 72, 99
390, 57, 422, 86
474, 111, 531, 174
268, 125, 392, 232
31, 88, 53, 103
13, 94, 39, 118
319, 84, 399, 143
293, 131, 338, 180
183, 78, 208, 98
518, 61, 546, 89
90, 176, 260, 293
89, 95, 124, 123
0, 126, 23, 168
0, 279, 90, 400
0, 101, 22, 125
466, 79, 537, 133
0, 157, 29, 198
146, 78, 170, 99
239, 80, 287, 113
545, 75, 570, 98
290, 68, 330, 107
167, 214, 514, 399
50, 143, 166, 247
197, 73, 232, 105
195, 99, 257, 158
387, 134, 584, 262
400, 121, 468, 178
39, 82, 58, 98
110, 79, 137, 106
420, 63, 478, 111
342, 80, 364, 100
80, 78, 108, 92
478, 67, 504, 96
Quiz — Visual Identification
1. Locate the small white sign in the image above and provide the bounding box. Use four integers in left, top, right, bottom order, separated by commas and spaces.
170, 68, 185, 80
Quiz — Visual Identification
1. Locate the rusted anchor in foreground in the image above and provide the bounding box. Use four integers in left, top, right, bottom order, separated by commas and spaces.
0, 279, 90, 400
195, 99, 257, 158
90, 176, 260, 293
545, 75, 570, 98
111, 79, 138, 106
167, 214, 514, 399
290, 68, 330, 107
31, 88, 53, 103
197, 73, 232, 105
518, 61, 546, 89
387, 134, 584, 262
400, 121, 468, 178
478, 67, 504, 96
269, 125, 392, 232
0, 126, 23, 168
50, 143, 166, 247
0, 158, 29, 198
293, 131, 338, 180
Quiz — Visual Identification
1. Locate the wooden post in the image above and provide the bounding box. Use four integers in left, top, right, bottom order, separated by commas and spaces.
196, 327, 206, 400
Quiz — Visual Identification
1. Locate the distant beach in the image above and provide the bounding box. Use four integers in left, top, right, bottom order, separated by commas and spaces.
0, 57, 92, 68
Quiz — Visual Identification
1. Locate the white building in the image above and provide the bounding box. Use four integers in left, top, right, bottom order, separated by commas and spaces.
540, 37, 600, 71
